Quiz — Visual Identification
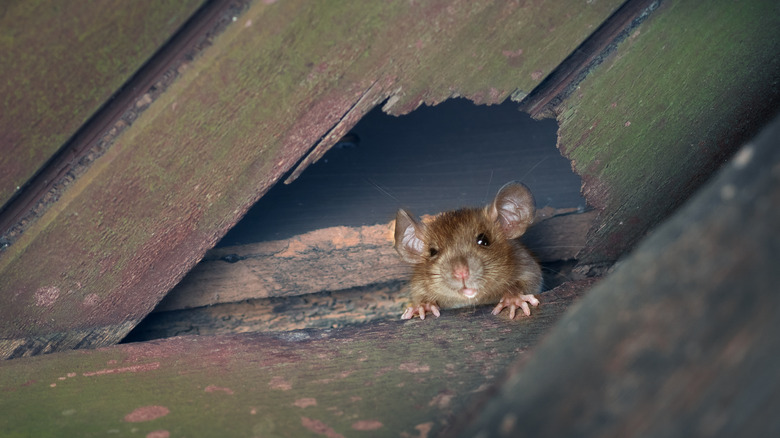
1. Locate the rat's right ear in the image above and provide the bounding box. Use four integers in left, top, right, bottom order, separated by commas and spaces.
394, 209, 426, 263
488, 182, 536, 239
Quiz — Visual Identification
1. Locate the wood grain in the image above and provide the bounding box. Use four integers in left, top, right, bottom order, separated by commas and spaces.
154, 208, 596, 312
0, 0, 624, 359
449, 113, 780, 438
0, 280, 593, 437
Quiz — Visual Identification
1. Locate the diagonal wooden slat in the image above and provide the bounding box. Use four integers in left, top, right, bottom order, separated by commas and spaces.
0, 0, 625, 359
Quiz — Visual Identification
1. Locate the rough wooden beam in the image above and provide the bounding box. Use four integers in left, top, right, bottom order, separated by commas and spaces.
449, 113, 780, 437
125, 258, 583, 341
125, 282, 408, 341
520, 0, 660, 118
555, 0, 780, 265
0, 0, 206, 210
155, 208, 595, 312
0, 280, 594, 437
0, 0, 624, 359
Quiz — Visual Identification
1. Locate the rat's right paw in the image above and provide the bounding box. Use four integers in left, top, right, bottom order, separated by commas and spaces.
401, 303, 441, 320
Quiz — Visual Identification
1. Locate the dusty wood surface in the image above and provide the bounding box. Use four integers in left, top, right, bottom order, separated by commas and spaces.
0, 0, 624, 359
0, 280, 593, 437
555, 0, 780, 265
126, 282, 407, 341
0, 0, 205, 209
155, 208, 595, 312
125, 260, 581, 341
449, 114, 780, 437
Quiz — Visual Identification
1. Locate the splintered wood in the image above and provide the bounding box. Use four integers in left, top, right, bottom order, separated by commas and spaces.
126, 208, 596, 340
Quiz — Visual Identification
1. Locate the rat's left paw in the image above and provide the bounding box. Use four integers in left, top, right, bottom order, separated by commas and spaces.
401, 302, 441, 320
491, 294, 540, 319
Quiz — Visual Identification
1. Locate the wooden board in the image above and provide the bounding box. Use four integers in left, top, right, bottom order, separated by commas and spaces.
0, 0, 625, 359
0, 280, 593, 437
0, 0, 205, 208
554, 0, 780, 265
155, 207, 595, 312
450, 112, 780, 437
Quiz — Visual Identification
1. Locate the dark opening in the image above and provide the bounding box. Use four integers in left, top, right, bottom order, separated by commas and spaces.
219, 98, 583, 246
123, 98, 584, 343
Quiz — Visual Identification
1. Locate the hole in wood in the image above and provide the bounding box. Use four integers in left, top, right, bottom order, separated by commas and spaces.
122, 98, 592, 344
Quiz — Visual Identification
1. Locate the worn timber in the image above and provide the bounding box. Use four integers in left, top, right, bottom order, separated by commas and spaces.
556, 0, 780, 265
0, 279, 592, 437
155, 207, 594, 312
0, 0, 206, 210
0, 0, 627, 359
450, 112, 780, 438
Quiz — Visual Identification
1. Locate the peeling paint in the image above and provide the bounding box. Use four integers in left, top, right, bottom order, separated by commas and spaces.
34, 286, 59, 307
352, 419, 383, 430
301, 416, 344, 438
269, 376, 293, 391
293, 397, 318, 408
399, 362, 431, 373
83, 362, 160, 377
124, 405, 170, 422
204, 385, 234, 395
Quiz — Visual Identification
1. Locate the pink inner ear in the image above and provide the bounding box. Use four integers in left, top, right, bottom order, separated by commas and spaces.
402, 224, 425, 256
493, 190, 534, 239
499, 201, 523, 224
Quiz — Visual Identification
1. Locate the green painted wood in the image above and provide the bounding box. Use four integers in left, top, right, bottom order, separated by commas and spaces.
452, 111, 780, 438
0, 0, 206, 207
0, 281, 586, 437
555, 0, 780, 265
0, 0, 623, 359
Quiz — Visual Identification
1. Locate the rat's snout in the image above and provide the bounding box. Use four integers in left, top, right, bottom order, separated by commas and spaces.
451, 257, 470, 281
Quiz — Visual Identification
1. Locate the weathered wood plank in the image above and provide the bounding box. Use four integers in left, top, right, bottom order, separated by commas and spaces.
154, 208, 595, 312
0, 280, 593, 437
125, 282, 408, 341
449, 113, 780, 437
0, 0, 206, 208
0, 0, 624, 359
124, 259, 582, 341
555, 0, 780, 265
521, 0, 660, 118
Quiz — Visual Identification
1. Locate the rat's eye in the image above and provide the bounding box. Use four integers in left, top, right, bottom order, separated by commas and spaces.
476, 233, 490, 247
429, 248, 439, 257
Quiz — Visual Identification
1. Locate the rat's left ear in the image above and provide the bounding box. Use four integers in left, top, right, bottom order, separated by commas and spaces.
488, 182, 536, 239
394, 209, 427, 263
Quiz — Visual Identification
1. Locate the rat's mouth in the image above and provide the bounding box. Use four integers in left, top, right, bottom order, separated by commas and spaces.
460, 288, 478, 299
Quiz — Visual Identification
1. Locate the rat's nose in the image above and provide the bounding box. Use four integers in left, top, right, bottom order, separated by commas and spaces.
452, 259, 470, 280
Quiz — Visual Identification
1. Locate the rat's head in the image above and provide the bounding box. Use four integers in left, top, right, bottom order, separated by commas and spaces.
394, 182, 536, 302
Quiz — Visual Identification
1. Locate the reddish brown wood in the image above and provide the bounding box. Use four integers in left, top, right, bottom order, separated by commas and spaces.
449, 114, 780, 438
1, 280, 595, 437
155, 208, 595, 312
0, 0, 623, 360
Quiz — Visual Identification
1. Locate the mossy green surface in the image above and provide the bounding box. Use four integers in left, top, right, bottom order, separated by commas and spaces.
0, 1, 620, 355
0, 306, 568, 437
0, 0, 205, 206
557, 0, 780, 263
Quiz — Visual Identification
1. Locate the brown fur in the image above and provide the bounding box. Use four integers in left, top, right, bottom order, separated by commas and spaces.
395, 182, 542, 310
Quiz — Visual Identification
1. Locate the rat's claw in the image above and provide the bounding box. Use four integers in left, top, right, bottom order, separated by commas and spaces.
493, 294, 539, 319
401, 303, 441, 320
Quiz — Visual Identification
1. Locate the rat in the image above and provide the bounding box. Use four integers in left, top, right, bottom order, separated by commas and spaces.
393, 181, 542, 320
